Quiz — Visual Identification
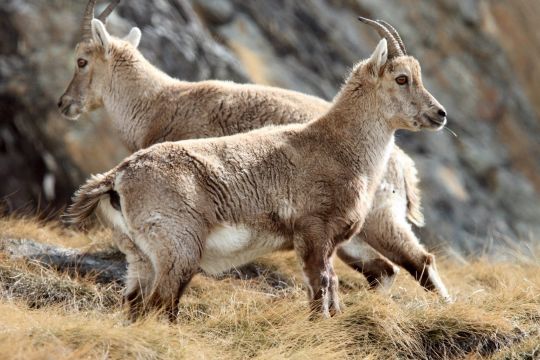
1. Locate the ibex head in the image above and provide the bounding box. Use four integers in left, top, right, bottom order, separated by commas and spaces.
57, 0, 141, 120
345, 17, 447, 131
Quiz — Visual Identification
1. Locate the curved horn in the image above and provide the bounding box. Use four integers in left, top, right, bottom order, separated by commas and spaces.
80, 0, 97, 42
377, 19, 407, 55
358, 16, 403, 59
97, 0, 121, 22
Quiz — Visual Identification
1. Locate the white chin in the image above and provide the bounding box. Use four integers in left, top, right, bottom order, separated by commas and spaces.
427, 123, 444, 131
61, 112, 81, 121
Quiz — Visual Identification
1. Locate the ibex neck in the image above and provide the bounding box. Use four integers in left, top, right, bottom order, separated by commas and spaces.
309, 89, 396, 192
102, 44, 182, 151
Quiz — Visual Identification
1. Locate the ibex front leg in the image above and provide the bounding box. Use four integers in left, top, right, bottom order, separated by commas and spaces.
295, 220, 340, 318
300, 251, 334, 318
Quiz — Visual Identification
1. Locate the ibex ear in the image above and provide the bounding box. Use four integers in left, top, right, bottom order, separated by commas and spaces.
123, 27, 141, 48
368, 38, 388, 76
91, 19, 111, 53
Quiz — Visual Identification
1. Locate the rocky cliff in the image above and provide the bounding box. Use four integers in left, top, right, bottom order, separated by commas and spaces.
1, 0, 539, 252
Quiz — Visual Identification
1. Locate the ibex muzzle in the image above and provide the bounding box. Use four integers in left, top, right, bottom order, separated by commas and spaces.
57, 66, 93, 120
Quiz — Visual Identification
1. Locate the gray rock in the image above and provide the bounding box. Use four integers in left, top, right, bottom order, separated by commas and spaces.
1, 238, 127, 284
192, 0, 234, 25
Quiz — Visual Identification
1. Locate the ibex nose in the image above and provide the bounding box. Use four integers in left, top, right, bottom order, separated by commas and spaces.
57, 98, 63, 108
434, 106, 448, 127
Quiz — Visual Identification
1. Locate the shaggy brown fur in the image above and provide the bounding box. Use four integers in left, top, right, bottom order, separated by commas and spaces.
65, 36, 448, 319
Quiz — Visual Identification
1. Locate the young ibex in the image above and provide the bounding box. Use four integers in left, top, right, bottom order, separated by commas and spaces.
64, 16, 449, 319
59, 1, 449, 302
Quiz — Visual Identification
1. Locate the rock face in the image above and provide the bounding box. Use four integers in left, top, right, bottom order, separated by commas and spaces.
0, 0, 539, 252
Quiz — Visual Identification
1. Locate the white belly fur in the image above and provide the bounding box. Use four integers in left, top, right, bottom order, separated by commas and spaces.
200, 224, 287, 275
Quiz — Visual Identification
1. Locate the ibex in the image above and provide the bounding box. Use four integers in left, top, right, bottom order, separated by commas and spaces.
64, 14, 449, 319
59, 1, 449, 304
58, 1, 450, 302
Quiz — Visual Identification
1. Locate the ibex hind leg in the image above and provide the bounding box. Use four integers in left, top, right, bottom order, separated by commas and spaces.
327, 262, 341, 315
336, 238, 399, 292
362, 214, 450, 301
131, 221, 205, 321
114, 232, 154, 320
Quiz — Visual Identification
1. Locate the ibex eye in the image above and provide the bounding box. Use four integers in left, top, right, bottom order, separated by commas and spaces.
77, 58, 88, 68
395, 75, 408, 85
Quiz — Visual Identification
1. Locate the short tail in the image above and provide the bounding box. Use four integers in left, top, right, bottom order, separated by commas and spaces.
402, 154, 425, 227
62, 171, 116, 227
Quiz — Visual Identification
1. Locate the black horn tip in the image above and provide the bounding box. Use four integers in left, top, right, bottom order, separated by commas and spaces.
97, 0, 122, 22
358, 16, 378, 26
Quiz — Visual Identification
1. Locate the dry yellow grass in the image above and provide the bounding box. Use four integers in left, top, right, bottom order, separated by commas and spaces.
0, 217, 539, 359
